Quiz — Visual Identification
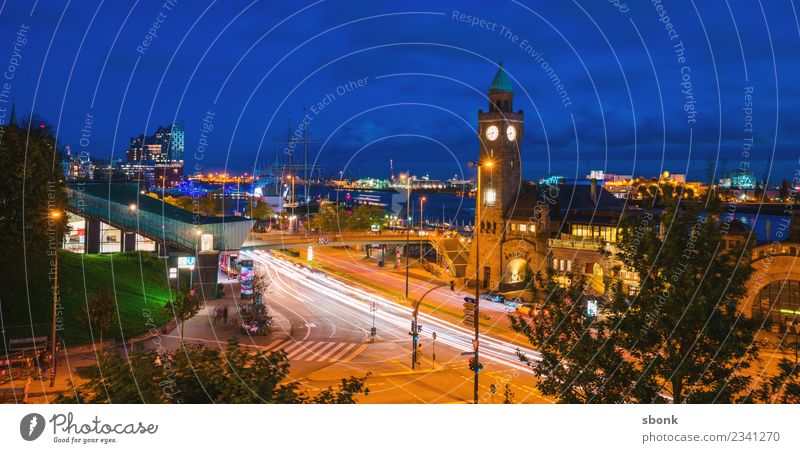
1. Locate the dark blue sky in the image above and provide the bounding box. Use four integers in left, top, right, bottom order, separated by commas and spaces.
1, 0, 799, 183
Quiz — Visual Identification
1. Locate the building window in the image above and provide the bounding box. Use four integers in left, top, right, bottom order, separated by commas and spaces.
566, 260, 572, 272
485, 188, 496, 206
519, 223, 527, 232
553, 258, 558, 269
511, 223, 517, 231
559, 259, 565, 271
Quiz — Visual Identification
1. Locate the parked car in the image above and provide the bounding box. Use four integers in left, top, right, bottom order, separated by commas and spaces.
480, 291, 505, 303
505, 296, 529, 307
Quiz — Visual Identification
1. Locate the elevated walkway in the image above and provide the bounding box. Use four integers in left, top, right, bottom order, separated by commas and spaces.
66, 182, 255, 253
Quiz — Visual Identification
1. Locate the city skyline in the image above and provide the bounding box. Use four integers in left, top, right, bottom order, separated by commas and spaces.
1, 1, 799, 181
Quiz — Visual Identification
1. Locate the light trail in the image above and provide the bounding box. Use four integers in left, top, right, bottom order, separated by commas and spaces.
241, 250, 541, 374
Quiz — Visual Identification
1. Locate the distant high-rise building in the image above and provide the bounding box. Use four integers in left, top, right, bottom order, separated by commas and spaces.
126, 122, 184, 167
123, 122, 185, 186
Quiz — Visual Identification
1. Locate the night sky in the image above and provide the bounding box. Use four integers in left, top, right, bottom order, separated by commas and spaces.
1, 1, 798, 183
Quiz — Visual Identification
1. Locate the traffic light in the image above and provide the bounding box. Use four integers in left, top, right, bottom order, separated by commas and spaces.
468, 358, 484, 372
449, 280, 455, 291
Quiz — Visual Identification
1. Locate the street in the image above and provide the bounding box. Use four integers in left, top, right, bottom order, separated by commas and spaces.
241, 250, 550, 403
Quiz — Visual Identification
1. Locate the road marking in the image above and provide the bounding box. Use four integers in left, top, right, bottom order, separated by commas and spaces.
305, 342, 339, 361
340, 343, 369, 362
325, 343, 359, 362
280, 341, 306, 354
262, 338, 288, 351
291, 342, 327, 360
316, 343, 349, 361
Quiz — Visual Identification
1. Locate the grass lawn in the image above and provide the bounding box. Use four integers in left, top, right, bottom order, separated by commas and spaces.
3, 251, 175, 346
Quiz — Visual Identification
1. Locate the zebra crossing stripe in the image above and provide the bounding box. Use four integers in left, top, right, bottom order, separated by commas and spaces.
305, 342, 339, 361
280, 341, 306, 354
340, 344, 369, 362
262, 338, 288, 351
316, 343, 349, 362
327, 343, 359, 362
290, 342, 327, 360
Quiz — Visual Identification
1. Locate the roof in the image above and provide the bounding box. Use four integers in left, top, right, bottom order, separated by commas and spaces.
489, 62, 514, 93
506, 183, 626, 221
69, 182, 249, 225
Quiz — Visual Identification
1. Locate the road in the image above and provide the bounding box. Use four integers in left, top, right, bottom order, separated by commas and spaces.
302, 245, 530, 341
241, 250, 550, 403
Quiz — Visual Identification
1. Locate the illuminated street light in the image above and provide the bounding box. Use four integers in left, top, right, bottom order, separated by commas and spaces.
467, 159, 492, 404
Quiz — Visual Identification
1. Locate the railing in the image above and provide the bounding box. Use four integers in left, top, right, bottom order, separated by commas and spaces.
548, 237, 604, 251
67, 189, 198, 251
752, 243, 800, 261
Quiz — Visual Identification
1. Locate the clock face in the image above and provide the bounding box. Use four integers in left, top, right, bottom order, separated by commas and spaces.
506, 125, 517, 141
485, 125, 499, 141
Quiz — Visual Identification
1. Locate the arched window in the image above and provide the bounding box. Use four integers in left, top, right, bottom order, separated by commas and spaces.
753, 280, 800, 332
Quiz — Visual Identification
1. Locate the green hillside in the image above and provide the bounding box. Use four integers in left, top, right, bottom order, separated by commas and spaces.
3, 251, 174, 346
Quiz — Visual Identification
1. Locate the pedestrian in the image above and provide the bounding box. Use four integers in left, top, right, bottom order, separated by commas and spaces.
223, 306, 229, 324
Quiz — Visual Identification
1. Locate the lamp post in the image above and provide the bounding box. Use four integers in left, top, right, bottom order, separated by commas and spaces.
401, 174, 411, 300
419, 196, 427, 264
468, 159, 491, 404
190, 229, 201, 290
419, 196, 426, 230
48, 210, 62, 387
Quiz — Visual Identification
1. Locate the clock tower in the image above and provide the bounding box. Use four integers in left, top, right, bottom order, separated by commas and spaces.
467, 62, 524, 290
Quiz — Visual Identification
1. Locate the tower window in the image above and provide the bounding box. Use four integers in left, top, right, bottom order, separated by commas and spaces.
485, 188, 496, 206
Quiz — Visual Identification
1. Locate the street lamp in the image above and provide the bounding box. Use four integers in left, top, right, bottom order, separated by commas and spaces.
129, 203, 137, 212
468, 159, 491, 404
400, 174, 412, 300
286, 174, 296, 224
419, 196, 427, 230
48, 209, 62, 387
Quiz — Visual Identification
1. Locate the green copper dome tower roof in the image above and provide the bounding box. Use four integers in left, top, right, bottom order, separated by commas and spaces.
489, 62, 513, 93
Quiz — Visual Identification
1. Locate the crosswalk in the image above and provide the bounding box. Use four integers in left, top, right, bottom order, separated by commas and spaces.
261, 339, 368, 363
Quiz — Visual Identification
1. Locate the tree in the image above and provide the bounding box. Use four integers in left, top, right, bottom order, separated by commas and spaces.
164, 290, 203, 341
0, 115, 68, 319
56, 340, 369, 403
84, 290, 118, 352
346, 205, 386, 231
512, 197, 759, 403
510, 270, 648, 403
311, 204, 344, 233
756, 359, 800, 404
247, 201, 274, 221
608, 197, 759, 403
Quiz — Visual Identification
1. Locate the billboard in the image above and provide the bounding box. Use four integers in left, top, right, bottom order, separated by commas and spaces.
239, 259, 254, 299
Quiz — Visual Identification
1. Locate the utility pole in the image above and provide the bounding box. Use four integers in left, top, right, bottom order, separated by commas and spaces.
403, 174, 411, 300
468, 160, 492, 404
49, 210, 62, 388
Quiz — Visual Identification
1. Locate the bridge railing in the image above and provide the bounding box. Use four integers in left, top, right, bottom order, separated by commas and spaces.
67, 189, 197, 251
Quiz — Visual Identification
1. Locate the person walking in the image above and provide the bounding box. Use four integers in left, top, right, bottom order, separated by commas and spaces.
222, 306, 229, 324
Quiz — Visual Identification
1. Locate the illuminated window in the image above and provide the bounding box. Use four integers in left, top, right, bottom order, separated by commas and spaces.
566, 260, 572, 272
519, 223, 527, 232
485, 188, 496, 206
